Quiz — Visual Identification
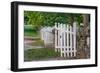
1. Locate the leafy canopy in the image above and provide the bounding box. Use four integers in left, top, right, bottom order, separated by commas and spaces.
24, 11, 83, 28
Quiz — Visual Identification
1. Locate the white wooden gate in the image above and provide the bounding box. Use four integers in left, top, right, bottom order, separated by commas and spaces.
54, 22, 77, 58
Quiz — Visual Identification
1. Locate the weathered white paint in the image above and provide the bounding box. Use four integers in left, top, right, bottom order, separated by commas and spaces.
54, 22, 77, 58
40, 27, 54, 45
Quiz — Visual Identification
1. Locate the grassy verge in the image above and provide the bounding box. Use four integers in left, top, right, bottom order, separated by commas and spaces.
24, 30, 39, 37
24, 48, 60, 61
32, 40, 44, 46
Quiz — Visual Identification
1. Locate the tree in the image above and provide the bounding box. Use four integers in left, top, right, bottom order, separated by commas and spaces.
82, 14, 90, 58
24, 11, 83, 28
76, 14, 90, 58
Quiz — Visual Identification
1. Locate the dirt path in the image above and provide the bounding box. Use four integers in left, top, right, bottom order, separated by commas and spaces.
24, 36, 44, 50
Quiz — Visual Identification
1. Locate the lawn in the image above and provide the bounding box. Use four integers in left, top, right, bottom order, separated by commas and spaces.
24, 30, 39, 37
32, 39, 44, 46
24, 25, 39, 37
24, 48, 60, 61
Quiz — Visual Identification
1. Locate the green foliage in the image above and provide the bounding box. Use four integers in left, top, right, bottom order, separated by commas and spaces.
24, 11, 83, 28
24, 48, 60, 61
42, 12, 69, 26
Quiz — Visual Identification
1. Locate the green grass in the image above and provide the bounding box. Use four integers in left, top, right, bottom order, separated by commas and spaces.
24, 31, 39, 37
33, 40, 44, 46
24, 48, 60, 61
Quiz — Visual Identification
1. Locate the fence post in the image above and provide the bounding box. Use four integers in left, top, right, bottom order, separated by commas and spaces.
73, 22, 76, 56
55, 22, 57, 52
60, 23, 63, 57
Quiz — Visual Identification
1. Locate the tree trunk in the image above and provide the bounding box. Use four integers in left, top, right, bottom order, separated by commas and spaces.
76, 14, 90, 59
82, 14, 90, 58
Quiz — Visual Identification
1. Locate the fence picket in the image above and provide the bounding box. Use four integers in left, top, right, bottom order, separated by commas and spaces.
70, 26, 72, 57
55, 22, 77, 58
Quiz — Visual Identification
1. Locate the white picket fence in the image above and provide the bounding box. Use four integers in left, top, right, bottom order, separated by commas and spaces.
54, 22, 77, 58
40, 27, 54, 45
